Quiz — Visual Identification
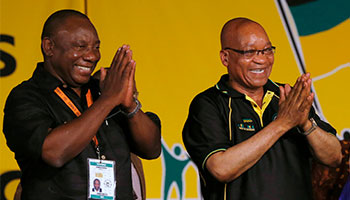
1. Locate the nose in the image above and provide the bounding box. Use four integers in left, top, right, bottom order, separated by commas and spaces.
83, 47, 100, 63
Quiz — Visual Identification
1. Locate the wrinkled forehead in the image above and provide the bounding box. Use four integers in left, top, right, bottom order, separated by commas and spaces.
53, 16, 98, 38
221, 20, 271, 49
234, 22, 271, 47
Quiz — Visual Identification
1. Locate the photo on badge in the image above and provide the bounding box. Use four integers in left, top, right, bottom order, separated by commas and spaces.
88, 158, 116, 200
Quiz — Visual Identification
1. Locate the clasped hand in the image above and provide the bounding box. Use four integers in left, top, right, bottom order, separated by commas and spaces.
277, 73, 314, 130
99, 45, 137, 111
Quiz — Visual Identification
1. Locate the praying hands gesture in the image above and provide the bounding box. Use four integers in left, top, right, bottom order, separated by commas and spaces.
98, 45, 137, 112
277, 73, 314, 131
277, 73, 341, 166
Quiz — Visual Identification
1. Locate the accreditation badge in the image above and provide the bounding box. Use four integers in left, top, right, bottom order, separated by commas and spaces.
88, 158, 116, 200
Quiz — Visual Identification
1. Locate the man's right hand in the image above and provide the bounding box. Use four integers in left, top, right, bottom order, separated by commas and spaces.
277, 73, 314, 131
99, 45, 136, 109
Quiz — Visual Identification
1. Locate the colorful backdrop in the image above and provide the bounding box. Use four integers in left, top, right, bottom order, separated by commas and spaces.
1, 0, 349, 199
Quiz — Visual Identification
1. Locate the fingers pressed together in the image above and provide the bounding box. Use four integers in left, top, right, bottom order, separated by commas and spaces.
99, 45, 137, 108
277, 73, 315, 129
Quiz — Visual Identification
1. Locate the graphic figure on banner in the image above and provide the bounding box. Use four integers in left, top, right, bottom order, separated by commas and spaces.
161, 140, 194, 200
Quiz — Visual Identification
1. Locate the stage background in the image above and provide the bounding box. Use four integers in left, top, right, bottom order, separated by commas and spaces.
1, 0, 349, 199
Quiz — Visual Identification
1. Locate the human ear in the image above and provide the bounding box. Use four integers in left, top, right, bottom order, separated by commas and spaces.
42, 37, 54, 57
220, 50, 229, 67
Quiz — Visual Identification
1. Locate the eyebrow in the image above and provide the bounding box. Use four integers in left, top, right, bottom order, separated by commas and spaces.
74, 39, 101, 45
245, 41, 272, 48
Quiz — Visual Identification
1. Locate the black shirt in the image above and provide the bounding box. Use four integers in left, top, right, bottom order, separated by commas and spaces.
182, 74, 336, 200
3, 63, 160, 200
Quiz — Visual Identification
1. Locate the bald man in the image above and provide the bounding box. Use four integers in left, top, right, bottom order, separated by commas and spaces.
182, 18, 341, 200
3, 9, 161, 200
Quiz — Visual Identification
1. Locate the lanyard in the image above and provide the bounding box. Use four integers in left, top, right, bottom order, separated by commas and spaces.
54, 87, 102, 159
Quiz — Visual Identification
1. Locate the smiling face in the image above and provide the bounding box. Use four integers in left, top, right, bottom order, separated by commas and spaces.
94, 179, 100, 190
220, 20, 274, 93
43, 15, 101, 88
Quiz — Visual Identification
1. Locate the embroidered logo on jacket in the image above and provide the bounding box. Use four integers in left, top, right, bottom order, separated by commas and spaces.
238, 119, 255, 131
